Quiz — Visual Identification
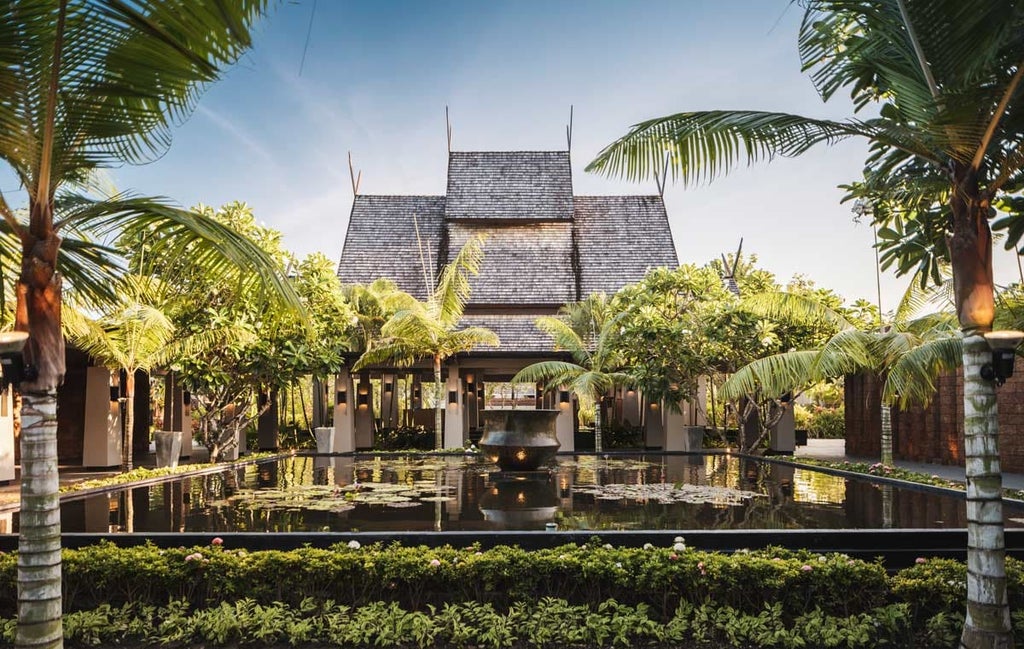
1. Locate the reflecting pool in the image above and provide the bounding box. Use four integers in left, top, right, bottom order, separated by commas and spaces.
36, 454, 1024, 533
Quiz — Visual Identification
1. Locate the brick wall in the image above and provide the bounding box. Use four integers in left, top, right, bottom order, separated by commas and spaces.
845, 370, 1024, 471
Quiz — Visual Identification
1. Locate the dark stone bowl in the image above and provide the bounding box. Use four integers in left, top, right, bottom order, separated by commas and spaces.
479, 409, 561, 471
478, 475, 559, 527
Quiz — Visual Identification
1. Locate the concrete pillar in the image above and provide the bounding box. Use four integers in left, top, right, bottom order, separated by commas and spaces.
354, 376, 374, 449
622, 387, 641, 426
555, 389, 574, 452
162, 373, 192, 457
132, 370, 151, 456
257, 388, 279, 450
0, 389, 14, 483
334, 370, 355, 453
643, 398, 664, 448
443, 364, 464, 448
770, 403, 796, 454
83, 366, 121, 468
380, 373, 398, 429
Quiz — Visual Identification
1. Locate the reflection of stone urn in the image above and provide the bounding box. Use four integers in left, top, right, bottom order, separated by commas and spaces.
479, 409, 561, 471
479, 476, 558, 527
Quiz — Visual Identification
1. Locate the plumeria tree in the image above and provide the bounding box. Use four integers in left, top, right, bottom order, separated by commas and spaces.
589, 2, 1024, 643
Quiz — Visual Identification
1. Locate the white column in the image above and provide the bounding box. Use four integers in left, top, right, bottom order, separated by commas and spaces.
644, 398, 664, 447
83, 366, 121, 468
556, 389, 575, 452
444, 364, 464, 449
334, 370, 355, 453
622, 387, 641, 426
354, 377, 374, 450
0, 389, 14, 482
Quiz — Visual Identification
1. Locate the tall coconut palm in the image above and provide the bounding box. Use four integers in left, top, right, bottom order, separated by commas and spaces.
352, 236, 498, 450
63, 276, 247, 471
512, 300, 631, 453
589, 2, 1024, 644
0, 3, 293, 647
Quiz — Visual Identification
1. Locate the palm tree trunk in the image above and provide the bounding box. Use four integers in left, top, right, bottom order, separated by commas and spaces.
16, 196, 66, 648
593, 396, 602, 453
880, 399, 893, 467
122, 372, 135, 472
961, 334, 1012, 649
434, 355, 443, 451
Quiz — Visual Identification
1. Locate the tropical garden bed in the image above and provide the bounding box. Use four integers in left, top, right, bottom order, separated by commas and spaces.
0, 540, 1020, 648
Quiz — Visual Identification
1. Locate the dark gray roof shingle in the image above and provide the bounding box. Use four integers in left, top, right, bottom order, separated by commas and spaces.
337, 195, 444, 300
574, 195, 679, 295
447, 222, 576, 306
445, 151, 573, 221
460, 314, 557, 354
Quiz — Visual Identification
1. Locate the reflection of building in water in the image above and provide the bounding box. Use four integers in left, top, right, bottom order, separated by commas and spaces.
792, 468, 847, 504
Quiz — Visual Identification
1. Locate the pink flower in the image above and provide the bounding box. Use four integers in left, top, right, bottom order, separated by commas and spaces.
697, 561, 706, 575
801, 565, 812, 571
211, 537, 223, 546
915, 557, 927, 564
429, 559, 441, 567
185, 552, 203, 562
668, 553, 678, 561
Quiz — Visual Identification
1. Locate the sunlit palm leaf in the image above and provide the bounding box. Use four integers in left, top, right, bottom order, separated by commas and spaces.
720, 350, 821, 401
884, 335, 962, 407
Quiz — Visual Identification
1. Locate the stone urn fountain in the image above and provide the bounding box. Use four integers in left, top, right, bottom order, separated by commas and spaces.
479, 409, 560, 471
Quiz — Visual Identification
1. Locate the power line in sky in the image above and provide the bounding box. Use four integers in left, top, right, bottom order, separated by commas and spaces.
298, 0, 318, 77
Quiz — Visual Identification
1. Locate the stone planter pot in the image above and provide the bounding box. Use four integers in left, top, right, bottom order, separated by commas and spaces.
479, 475, 558, 527
315, 427, 336, 454
685, 426, 705, 451
154, 431, 183, 468
479, 409, 560, 471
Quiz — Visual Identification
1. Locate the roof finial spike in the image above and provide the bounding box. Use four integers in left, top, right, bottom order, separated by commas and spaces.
446, 105, 453, 153
348, 151, 362, 196
566, 104, 573, 152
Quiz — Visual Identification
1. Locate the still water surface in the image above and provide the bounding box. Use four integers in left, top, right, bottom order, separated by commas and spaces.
40, 454, 1024, 533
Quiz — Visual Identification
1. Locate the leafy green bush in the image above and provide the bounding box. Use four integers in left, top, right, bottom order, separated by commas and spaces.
375, 425, 433, 451
0, 542, 1018, 647
794, 405, 845, 438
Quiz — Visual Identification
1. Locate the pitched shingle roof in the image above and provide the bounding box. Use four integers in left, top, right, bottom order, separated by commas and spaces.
445, 151, 573, 221
447, 222, 576, 306
459, 314, 557, 354
337, 195, 444, 300
575, 196, 679, 295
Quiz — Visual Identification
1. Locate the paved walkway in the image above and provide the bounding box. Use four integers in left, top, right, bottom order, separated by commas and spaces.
795, 438, 1024, 491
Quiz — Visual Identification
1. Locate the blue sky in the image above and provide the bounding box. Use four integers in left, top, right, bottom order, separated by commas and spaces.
11, 1, 1023, 310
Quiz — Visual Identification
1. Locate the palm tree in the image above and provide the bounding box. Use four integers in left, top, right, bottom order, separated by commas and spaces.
589, 3, 1024, 643
63, 276, 243, 471
353, 236, 499, 450
512, 298, 631, 453
0, 3, 294, 647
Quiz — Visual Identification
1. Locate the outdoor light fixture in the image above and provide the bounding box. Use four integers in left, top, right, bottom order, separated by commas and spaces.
336, 391, 347, 405
357, 392, 368, 406
448, 390, 458, 404
0, 331, 31, 392
183, 391, 191, 406
413, 388, 421, 399
109, 385, 120, 403
477, 388, 484, 399
559, 390, 570, 404
981, 330, 1024, 386
384, 381, 392, 393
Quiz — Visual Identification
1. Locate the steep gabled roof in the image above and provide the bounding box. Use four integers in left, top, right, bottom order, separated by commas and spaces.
337, 195, 444, 300
575, 195, 679, 295
448, 222, 576, 306
459, 314, 558, 354
445, 151, 573, 221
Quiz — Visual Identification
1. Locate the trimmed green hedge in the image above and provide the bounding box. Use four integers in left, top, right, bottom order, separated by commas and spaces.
0, 541, 1020, 647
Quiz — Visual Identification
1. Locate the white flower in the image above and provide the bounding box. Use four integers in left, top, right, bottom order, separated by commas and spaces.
643, 543, 654, 550
818, 556, 827, 562
673, 536, 685, 544
348, 540, 361, 550
603, 544, 614, 550
673, 542, 686, 552
615, 562, 622, 568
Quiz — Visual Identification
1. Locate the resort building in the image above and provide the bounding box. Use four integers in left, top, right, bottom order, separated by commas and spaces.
334, 150, 704, 451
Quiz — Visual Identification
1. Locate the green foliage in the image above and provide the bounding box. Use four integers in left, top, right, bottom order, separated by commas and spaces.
793, 405, 846, 439
374, 426, 434, 451
1, 541, 1020, 646
57, 453, 280, 493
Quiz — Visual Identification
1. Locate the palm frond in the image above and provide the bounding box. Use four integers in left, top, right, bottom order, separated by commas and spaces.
883, 334, 962, 407
512, 361, 584, 386
741, 291, 853, 330
433, 234, 485, 328
62, 194, 302, 312
720, 350, 821, 401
